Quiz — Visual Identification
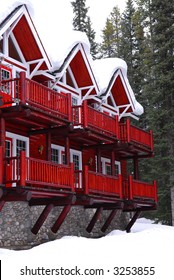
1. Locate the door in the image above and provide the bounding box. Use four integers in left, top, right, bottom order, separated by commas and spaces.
5, 137, 12, 187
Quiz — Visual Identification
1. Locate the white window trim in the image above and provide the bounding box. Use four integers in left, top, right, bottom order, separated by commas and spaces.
51, 144, 82, 170
101, 157, 121, 175
6, 132, 29, 157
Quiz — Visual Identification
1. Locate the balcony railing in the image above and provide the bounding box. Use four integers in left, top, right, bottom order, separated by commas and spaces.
73, 101, 119, 138
119, 119, 154, 151
0, 72, 72, 121
3, 151, 74, 191
0, 148, 157, 203
123, 175, 157, 203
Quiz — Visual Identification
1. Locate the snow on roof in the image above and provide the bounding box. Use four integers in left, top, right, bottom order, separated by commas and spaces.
0, 0, 144, 116
92, 57, 128, 91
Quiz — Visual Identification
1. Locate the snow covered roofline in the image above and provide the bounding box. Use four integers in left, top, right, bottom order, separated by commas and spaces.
92, 58, 144, 117
0, 1, 144, 118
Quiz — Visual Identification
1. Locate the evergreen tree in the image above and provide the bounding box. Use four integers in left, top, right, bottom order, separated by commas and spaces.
71, 0, 98, 58
71, 0, 89, 32
99, 17, 116, 58
99, 6, 122, 58
136, 0, 174, 224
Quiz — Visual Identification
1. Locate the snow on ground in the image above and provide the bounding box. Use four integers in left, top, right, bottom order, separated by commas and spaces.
1, 218, 174, 280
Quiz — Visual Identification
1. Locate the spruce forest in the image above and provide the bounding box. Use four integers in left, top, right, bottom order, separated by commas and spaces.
71, 0, 174, 225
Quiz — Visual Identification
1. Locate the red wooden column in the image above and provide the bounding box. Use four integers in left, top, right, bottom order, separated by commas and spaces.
83, 100, 88, 128
65, 136, 70, 165
111, 150, 115, 176
20, 151, 26, 186
19, 71, 26, 103
46, 131, 51, 161
0, 118, 5, 156
97, 147, 101, 173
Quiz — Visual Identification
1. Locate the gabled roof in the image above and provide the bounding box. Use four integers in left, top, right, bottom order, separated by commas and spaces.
92, 58, 144, 119
0, 4, 52, 74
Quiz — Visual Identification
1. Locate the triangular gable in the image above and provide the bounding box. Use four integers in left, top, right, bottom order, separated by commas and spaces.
49, 43, 99, 99
0, 5, 52, 77
101, 69, 143, 119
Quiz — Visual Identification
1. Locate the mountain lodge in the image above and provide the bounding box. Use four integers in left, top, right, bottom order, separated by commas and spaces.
0, 4, 157, 237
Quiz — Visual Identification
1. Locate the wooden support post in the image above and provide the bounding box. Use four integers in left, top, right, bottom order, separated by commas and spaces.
20, 151, 26, 186
129, 175, 133, 200
31, 203, 54, 235
125, 210, 141, 233
19, 71, 26, 103
83, 100, 88, 127
46, 132, 51, 161
101, 209, 118, 232
51, 204, 71, 234
111, 150, 115, 176
65, 136, 70, 165
0, 200, 5, 212
0, 118, 5, 156
67, 93, 72, 122
97, 147, 101, 173
84, 165, 89, 195
126, 119, 131, 142
86, 207, 103, 233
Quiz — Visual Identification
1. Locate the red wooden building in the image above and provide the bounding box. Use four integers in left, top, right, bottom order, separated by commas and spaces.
0, 4, 157, 235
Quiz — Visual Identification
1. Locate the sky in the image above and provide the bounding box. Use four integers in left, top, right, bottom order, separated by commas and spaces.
1, 218, 174, 280
29, 0, 127, 42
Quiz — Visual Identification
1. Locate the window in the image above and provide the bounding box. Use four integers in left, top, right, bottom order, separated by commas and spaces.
72, 97, 78, 106
72, 154, 80, 170
5, 140, 11, 158
101, 157, 121, 176
51, 148, 59, 164
1, 67, 11, 94
16, 139, 26, 156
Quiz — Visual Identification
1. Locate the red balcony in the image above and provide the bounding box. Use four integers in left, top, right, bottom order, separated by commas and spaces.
2, 151, 74, 194
0, 72, 72, 122
73, 101, 119, 139
119, 119, 154, 152
123, 175, 157, 204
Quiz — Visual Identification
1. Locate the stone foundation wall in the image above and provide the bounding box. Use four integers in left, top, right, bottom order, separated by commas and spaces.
0, 202, 128, 249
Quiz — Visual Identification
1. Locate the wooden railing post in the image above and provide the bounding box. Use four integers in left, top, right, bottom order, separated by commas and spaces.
67, 93, 72, 122
126, 119, 131, 142
20, 151, 26, 186
70, 163, 75, 192
83, 100, 88, 128
119, 174, 123, 199
19, 71, 26, 103
84, 165, 89, 195
129, 175, 133, 200
0, 146, 3, 184
115, 115, 119, 139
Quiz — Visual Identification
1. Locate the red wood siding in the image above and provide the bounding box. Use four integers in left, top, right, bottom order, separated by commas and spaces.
13, 16, 44, 63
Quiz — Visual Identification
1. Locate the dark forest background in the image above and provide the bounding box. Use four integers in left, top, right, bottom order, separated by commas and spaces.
71, 0, 174, 225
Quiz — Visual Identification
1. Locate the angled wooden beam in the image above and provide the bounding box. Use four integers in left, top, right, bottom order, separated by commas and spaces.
31, 203, 54, 235
86, 207, 103, 233
51, 204, 71, 234
125, 210, 141, 233
0, 200, 5, 212
101, 209, 118, 232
